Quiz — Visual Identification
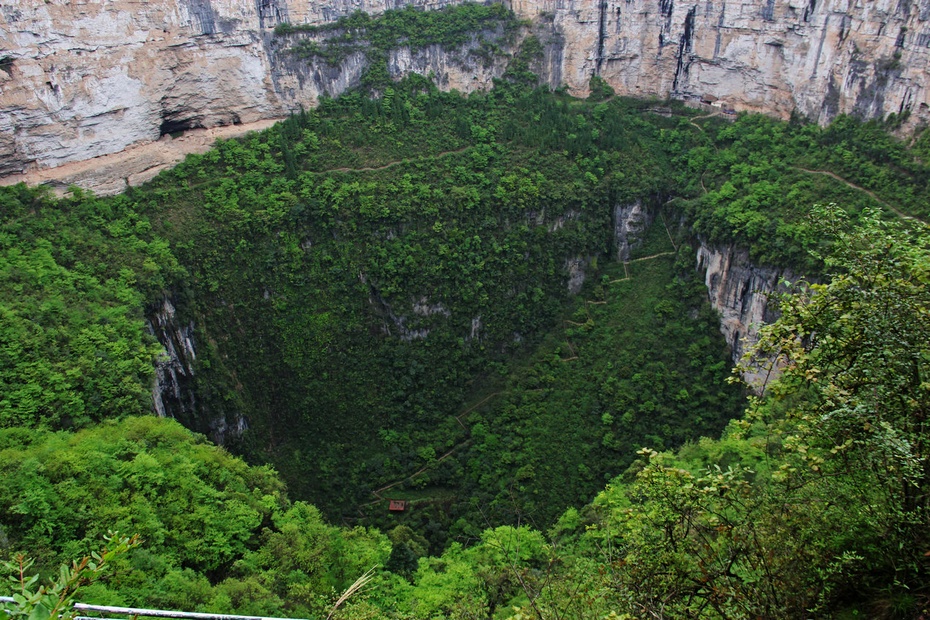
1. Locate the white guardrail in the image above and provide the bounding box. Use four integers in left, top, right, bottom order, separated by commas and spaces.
0, 597, 307, 620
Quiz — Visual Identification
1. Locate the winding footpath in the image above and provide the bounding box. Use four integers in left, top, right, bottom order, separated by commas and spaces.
0, 119, 285, 196
324, 146, 471, 174
793, 166, 928, 225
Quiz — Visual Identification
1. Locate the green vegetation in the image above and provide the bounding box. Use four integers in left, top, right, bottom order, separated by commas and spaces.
123, 78, 748, 540
674, 112, 930, 268
3, 4, 930, 616
0, 186, 183, 429
4, 209, 927, 616
2, 532, 140, 620
498, 208, 930, 618
449, 224, 743, 528
275, 4, 521, 89
0, 418, 390, 617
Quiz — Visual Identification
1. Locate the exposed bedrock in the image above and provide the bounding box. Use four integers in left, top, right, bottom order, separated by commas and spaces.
696, 242, 800, 389
2, 0, 929, 184
148, 296, 247, 444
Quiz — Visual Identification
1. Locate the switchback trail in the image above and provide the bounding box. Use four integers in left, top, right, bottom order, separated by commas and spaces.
358, 248, 680, 512
358, 390, 504, 510
185, 146, 473, 191
609, 251, 676, 284
685, 111, 722, 155
362, 440, 473, 507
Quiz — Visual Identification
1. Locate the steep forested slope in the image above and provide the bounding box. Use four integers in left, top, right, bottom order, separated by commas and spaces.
3, 210, 928, 618
3, 6, 930, 616
136, 80, 757, 536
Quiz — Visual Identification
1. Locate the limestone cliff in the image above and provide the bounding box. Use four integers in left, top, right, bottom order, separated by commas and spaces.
2, 0, 929, 188
533, 0, 930, 127
0, 0, 501, 186
149, 297, 197, 421
147, 296, 247, 444
614, 200, 654, 261
1, 0, 281, 176
696, 242, 798, 389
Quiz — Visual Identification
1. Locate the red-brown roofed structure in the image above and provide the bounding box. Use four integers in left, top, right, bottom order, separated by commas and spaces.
388, 500, 407, 512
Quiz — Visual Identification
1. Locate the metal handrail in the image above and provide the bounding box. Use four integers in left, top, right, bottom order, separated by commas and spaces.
0, 598, 307, 620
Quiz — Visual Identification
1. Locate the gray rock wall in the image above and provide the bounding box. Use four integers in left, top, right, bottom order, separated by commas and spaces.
530, 0, 930, 125
147, 296, 247, 444
3, 0, 930, 182
696, 242, 798, 390
614, 200, 654, 261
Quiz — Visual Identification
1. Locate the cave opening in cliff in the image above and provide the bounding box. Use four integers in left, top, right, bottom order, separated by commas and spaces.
0, 57, 14, 77
159, 113, 204, 137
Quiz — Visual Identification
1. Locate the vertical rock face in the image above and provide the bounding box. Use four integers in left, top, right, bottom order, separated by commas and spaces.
387, 41, 513, 90
696, 243, 797, 388
148, 297, 198, 419
614, 200, 654, 261
531, 0, 930, 127
0, 0, 281, 175
565, 256, 588, 293
0, 0, 476, 177
147, 296, 246, 444
3, 0, 930, 180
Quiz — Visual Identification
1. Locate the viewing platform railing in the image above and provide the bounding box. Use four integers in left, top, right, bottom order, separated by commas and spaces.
0, 597, 306, 620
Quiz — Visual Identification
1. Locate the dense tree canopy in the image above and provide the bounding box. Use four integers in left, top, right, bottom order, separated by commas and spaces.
3, 4, 930, 616
5, 209, 928, 618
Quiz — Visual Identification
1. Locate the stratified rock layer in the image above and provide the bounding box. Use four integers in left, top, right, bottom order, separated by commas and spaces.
535, 0, 930, 124
696, 243, 799, 390
2, 0, 929, 186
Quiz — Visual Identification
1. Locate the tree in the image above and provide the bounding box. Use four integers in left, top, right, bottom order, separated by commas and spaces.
1, 532, 140, 620
525, 206, 930, 619
740, 204, 930, 611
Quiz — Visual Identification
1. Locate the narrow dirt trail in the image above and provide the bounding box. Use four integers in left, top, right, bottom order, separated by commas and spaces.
324, 146, 471, 174
608, 250, 676, 283
686, 111, 722, 155
689, 112, 724, 122
358, 390, 503, 510
793, 166, 927, 225
0, 126, 471, 195
660, 211, 679, 251
0, 118, 286, 195
182, 145, 473, 191
628, 251, 676, 262
362, 440, 472, 507
359, 246, 681, 511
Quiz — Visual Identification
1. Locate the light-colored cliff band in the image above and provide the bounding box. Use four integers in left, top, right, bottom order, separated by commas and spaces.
1, 0, 928, 188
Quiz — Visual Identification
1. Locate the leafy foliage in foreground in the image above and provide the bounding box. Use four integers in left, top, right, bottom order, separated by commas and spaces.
3, 211, 928, 618
0, 417, 391, 618
4, 71, 930, 541
1, 533, 139, 620
499, 210, 930, 619
4, 18, 930, 612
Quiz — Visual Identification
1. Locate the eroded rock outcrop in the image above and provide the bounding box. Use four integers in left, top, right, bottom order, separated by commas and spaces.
149, 297, 197, 421
696, 242, 799, 389
614, 200, 654, 261
1, 0, 282, 176
533, 0, 930, 126
0, 0, 502, 189
147, 296, 247, 444
3, 0, 930, 191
